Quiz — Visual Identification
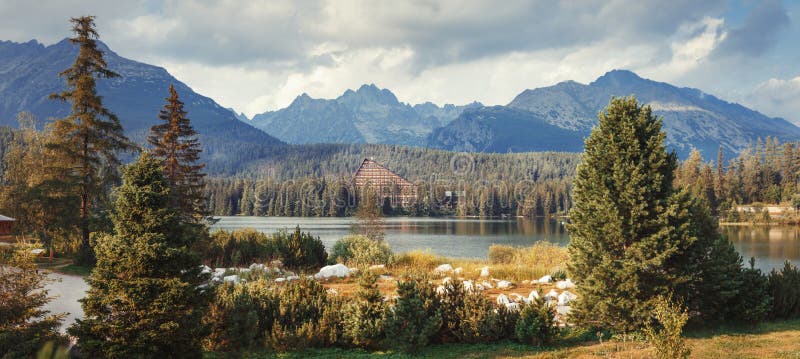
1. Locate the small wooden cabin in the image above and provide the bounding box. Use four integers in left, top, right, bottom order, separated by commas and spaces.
0, 215, 15, 236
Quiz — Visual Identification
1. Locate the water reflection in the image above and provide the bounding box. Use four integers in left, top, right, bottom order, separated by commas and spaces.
722, 225, 800, 273
214, 217, 798, 272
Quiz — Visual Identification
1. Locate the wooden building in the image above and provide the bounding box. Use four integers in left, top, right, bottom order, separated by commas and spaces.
0, 215, 15, 236
353, 158, 417, 206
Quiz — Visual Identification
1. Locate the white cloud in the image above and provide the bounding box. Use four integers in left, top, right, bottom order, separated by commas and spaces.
746, 76, 800, 123
1, 0, 794, 121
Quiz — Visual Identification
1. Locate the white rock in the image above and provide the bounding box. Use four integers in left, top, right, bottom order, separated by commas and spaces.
558, 290, 577, 305
463, 280, 475, 293
368, 264, 386, 271
453, 267, 463, 275
544, 289, 559, 301
200, 265, 212, 274
379, 275, 394, 281
480, 266, 490, 278
30, 248, 45, 255
238, 268, 251, 274
249, 263, 265, 271
223, 275, 239, 283
326, 288, 339, 296
496, 294, 511, 305
286, 275, 301, 282
505, 302, 521, 311
214, 268, 227, 276
522, 280, 531, 285
275, 277, 286, 283
349, 267, 360, 275
509, 293, 526, 303
497, 280, 514, 289
442, 277, 453, 284
481, 280, 494, 289
556, 279, 575, 290
476, 284, 485, 291
538, 275, 552, 283
434, 264, 454, 274
436, 285, 446, 295
556, 305, 571, 317
528, 290, 540, 302
314, 264, 351, 279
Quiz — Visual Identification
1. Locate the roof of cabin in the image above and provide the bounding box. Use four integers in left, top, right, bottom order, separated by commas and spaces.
0, 215, 15, 222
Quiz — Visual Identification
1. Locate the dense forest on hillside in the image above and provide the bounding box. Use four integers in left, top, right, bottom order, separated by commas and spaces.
207, 147, 580, 217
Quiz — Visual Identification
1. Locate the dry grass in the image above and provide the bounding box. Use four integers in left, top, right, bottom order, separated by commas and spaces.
318, 242, 568, 300
394, 242, 568, 282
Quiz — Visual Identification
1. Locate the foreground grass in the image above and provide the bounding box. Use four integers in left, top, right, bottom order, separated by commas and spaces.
214, 319, 800, 358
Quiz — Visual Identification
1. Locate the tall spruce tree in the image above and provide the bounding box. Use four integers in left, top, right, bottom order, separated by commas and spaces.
567, 97, 743, 331
49, 16, 135, 264
147, 84, 208, 222
69, 153, 208, 358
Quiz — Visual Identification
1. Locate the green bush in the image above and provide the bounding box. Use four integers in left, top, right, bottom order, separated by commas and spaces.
267, 277, 337, 352
454, 292, 507, 343
768, 261, 800, 319
729, 258, 772, 324
271, 226, 327, 270
644, 296, 691, 359
436, 281, 467, 343
201, 228, 272, 267
514, 299, 558, 347
343, 272, 388, 348
202, 282, 259, 354
385, 277, 442, 353
330, 235, 393, 268
199, 227, 327, 270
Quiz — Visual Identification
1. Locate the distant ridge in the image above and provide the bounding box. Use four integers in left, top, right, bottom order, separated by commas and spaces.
426, 69, 800, 159
250, 84, 482, 146
0, 39, 283, 173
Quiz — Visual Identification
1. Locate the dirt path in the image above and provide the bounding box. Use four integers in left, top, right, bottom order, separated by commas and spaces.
44, 272, 87, 333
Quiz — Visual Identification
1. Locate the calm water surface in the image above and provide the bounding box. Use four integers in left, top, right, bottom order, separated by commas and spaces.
214, 216, 800, 273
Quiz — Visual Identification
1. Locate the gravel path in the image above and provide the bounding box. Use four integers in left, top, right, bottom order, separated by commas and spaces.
44, 272, 87, 333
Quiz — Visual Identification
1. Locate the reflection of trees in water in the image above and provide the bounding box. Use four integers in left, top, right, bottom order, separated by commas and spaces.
722, 226, 800, 261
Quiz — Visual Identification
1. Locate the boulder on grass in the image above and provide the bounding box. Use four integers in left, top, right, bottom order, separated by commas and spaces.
537, 275, 552, 283
556, 278, 575, 289
314, 264, 351, 279
480, 266, 490, 278
497, 280, 514, 289
434, 264, 453, 275
558, 290, 577, 305
496, 294, 511, 305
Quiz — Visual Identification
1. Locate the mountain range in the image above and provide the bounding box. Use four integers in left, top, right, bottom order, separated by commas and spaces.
1, 38, 798, 169
0, 39, 283, 173
250, 84, 482, 146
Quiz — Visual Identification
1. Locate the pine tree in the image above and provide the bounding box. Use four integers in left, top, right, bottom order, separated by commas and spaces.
147, 84, 208, 222
567, 97, 740, 331
352, 188, 385, 241
69, 153, 209, 358
48, 16, 135, 265
0, 251, 65, 358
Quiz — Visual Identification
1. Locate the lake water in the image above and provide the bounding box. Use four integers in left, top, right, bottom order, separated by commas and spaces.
214, 216, 800, 273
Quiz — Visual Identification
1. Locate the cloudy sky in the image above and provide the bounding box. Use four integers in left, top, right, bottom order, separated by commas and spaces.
1, 0, 799, 122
